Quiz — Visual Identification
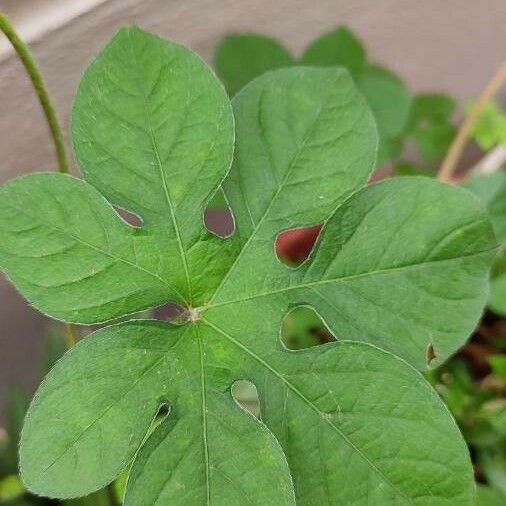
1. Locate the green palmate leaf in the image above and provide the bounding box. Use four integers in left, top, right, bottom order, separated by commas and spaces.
464, 171, 506, 314
300, 26, 366, 74
0, 26, 498, 504
215, 34, 294, 96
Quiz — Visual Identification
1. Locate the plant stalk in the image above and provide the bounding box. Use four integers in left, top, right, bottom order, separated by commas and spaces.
0, 11, 77, 347
438, 63, 506, 182
0, 11, 69, 174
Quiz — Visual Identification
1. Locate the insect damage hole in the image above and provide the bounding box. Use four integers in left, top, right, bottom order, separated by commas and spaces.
231, 380, 260, 419
147, 402, 172, 435
112, 205, 144, 227
157, 402, 171, 417
275, 224, 322, 266
204, 187, 235, 238
281, 305, 336, 350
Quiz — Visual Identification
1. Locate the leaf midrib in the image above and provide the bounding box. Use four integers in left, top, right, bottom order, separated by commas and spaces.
204, 246, 496, 310
202, 318, 415, 505
126, 28, 193, 304
197, 327, 211, 505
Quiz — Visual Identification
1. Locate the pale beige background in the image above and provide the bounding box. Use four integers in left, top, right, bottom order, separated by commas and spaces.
0, 0, 505, 421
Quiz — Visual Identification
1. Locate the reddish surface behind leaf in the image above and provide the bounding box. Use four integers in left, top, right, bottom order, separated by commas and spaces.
276, 225, 322, 263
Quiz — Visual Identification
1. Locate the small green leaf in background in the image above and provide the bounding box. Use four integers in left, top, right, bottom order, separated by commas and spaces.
215, 34, 294, 96
411, 121, 457, 163
354, 65, 411, 164
471, 101, 506, 150
300, 26, 366, 73
0, 475, 24, 502
408, 93, 457, 126
0, 26, 498, 505
405, 93, 458, 167
281, 306, 333, 349
464, 171, 506, 315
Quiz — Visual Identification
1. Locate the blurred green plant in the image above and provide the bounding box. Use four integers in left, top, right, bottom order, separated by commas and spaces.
395, 93, 458, 176
428, 337, 506, 501
471, 101, 506, 150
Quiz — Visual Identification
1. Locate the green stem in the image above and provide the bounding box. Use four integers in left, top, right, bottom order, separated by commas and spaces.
0, 11, 78, 348
0, 11, 69, 174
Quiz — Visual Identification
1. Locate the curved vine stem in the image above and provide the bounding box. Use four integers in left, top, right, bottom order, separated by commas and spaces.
0, 11, 76, 347
0, 12, 69, 174
438, 63, 506, 183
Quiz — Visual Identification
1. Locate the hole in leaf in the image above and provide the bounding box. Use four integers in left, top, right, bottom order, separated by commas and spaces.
113, 206, 143, 227
231, 380, 260, 418
281, 306, 335, 350
426, 343, 438, 367
157, 402, 171, 418
275, 224, 322, 266
147, 402, 172, 436
204, 188, 235, 238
